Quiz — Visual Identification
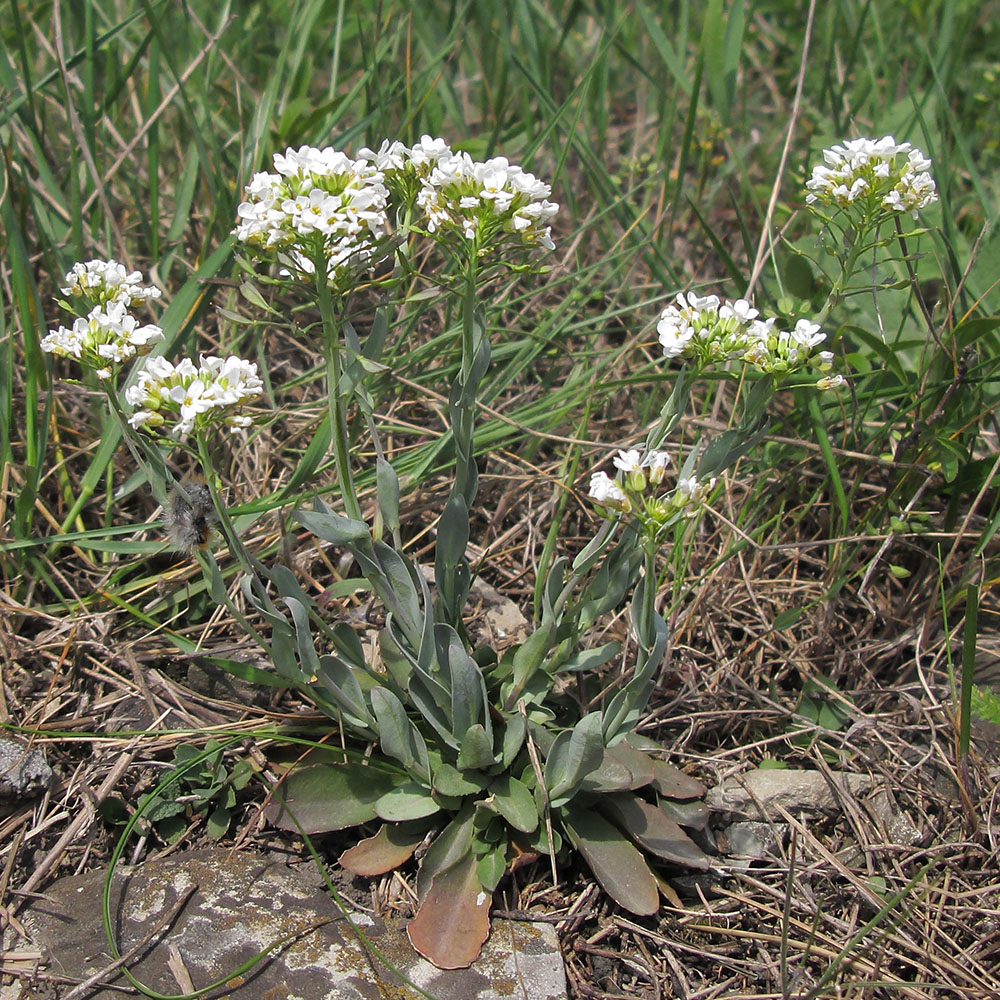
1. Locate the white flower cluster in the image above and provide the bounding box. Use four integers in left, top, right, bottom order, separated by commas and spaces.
59, 259, 162, 309
805, 136, 938, 218
125, 354, 263, 438
588, 447, 715, 522
43, 261, 163, 380
234, 145, 391, 283
657, 292, 838, 384
234, 136, 558, 283
409, 141, 559, 251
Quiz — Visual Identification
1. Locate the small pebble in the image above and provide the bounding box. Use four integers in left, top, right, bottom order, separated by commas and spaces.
0, 737, 53, 801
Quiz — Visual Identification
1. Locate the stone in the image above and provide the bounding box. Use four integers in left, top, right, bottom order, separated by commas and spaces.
5, 849, 566, 999
868, 788, 922, 846
706, 768, 873, 820
0, 738, 52, 802
723, 821, 789, 868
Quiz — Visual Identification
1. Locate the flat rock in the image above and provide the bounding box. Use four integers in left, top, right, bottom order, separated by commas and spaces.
5, 849, 565, 999
723, 821, 788, 868
869, 788, 922, 846
706, 768, 873, 820
0, 738, 52, 802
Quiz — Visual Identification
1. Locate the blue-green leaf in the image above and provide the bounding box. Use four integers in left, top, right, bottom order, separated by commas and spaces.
264, 762, 402, 834
563, 805, 659, 916
371, 687, 430, 782
456, 724, 495, 770
294, 508, 370, 546
544, 713, 605, 807
488, 775, 538, 833
375, 782, 441, 822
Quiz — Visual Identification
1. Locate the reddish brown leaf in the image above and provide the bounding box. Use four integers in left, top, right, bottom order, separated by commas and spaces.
407, 853, 491, 969
604, 792, 711, 869
339, 823, 425, 877
563, 806, 659, 916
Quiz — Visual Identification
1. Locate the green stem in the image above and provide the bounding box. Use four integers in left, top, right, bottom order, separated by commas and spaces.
806, 389, 848, 538
455, 248, 482, 506
104, 387, 171, 506
640, 540, 658, 644
960, 583, 978, 763
195, 435, 275, 658
315, 261, 363, 523
814, 222, 869, 327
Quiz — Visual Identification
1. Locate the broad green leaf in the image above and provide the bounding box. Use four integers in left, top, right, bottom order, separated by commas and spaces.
646, 756, 705, 800
504, 619, 557, 710
294, 508, 370, 546
283, 595, 322, 682
375, 782, 440, 822
488, 775, 538, 834
545, 713, 605, 808
437, 622, 487, 738
417, 805, 476, 901
476, 845, 507, 893
371, 687, 430, 781
570, 519, 616, 576
435, 494, 472, 624
316, 654, 377, 735
456, 724, 494, 770
658, 798, 711, 831
433, 763, 488, 797
563, 805, 659, 916
331, 622, 368, 670
579, 751, 636, 794
606, 741, 656, 789
499, 713, 526, 768
374, 541, 423, 638
206, 804, 231, 840
376, 456, 401, 535
264, 763, 402, 834
557, 641, 621, 673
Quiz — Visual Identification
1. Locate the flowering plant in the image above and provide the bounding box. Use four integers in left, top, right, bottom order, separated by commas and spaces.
42, 130, 937, 971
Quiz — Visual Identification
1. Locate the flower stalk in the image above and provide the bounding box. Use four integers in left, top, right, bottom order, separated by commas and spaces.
314, 252, 364, 524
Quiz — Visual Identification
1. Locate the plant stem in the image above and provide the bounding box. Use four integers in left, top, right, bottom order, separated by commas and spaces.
315, 259, 363, 523
195, 435, 275, 658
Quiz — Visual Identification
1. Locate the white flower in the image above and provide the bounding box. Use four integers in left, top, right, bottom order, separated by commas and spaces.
358, 139, 410, 173
658, 291, 756, 363
805, 136, 937, 217
588, 471, 628, 508
415, 147, 558, 253
641, 450, 671, 485
613, 449, 643, 474
789, 319, 825, 350
719, 299, 758, 323
817, 373, 845, 390
672, 475, 716, 517
408, 135, 453, 171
